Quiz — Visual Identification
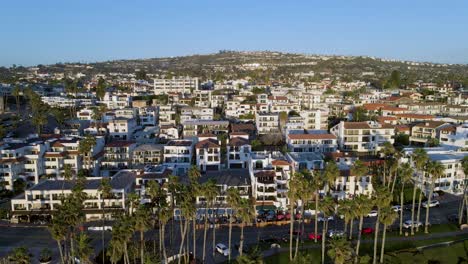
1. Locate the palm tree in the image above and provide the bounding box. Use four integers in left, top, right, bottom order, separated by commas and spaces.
398, 163, 413, 235
350, 160, 367, 197
319, 196, 336, 264
323, 161, 340, 195
167, 175, 180, 248
159, 206, 171, 263
354, 195, 372, 263
412, 148, 428, 233
337, 199, 353, 236
8, 247, 30, 264
176, 186, 196, 264
75, 232, 93, 264
12, 85, 21, 114
424, 160, 444, 233
200, 179, 219, 263
379, 207, 398, 263
48, 220, 67, 264
146, 180, 166, 256
238, 198, 255, 257
79, 134, 96, 174
290, 172, 312, 259
288, 173, 300, 261
98, 178, 112, 264
380, 142, 395, 186
227, 187, 241, 262
327, 237, 354, 264
312, 172, 324, 243
134, 206, 151, 264
372, 187, 392, 264
458, 156, 468, 225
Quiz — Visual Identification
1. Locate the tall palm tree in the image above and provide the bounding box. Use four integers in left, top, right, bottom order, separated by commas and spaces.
227, 187, 241, 262
134, 206, 151, 264
49, 219, 67, 264
200, 179, 219, 263
327, 237, 354, 264
337, 199, 353, 236
159, 206, 171, 263
398, 163, 413, 235
380, 142, 395, 186
146, 180, 166, 256
167, 175, 180, 247
291, 172, 313, 259
372, 187, 392, 264
354, 195, 372, 263
424, 160, 444, 233
412, 148, 428, 233
312, 171, 324, 243
379, 206, 398, 263
323, 161, 340, 195
98, 178, 112, 264
238, 198, 255, 257
319, 196, 336, 264
178, 187, 196, 264
350, 160, 367, 197
79, 134, 96, 175
75, 232, 93, 264
458, 156, 468, 225
288, 172, 300, 261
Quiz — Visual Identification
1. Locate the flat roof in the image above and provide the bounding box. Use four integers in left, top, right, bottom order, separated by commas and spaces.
201, 169, 251, 187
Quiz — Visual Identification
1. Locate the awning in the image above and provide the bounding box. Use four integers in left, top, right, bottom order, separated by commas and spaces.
256, 205, 277, 211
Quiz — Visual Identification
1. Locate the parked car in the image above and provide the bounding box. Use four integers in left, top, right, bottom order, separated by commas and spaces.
215, 243, 229, 256
308, 233, 322, 240
327, 230, 345, 238
317, 215, 334, 222
403, 220, 423, 229
361, 227, 374, 235
367, 210, 378, 217
295, 213, 302, 219
422, 200, 440, 208
391, 205, 402, 212
88, 226, 112, 231
285, 213, 291, 220
276, 213, 285, 221
266, 211, 276, 221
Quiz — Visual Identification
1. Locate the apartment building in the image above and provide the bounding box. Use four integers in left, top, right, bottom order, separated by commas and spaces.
227, 133, 251, 169
10, 170, 135, 222
102, 92, 131, 109
195, 135, 221, 172
138, 107, 157, 126
158, 105, 177, 126
180, 107, 214, 122
299, 109, 329, 130
255, 112, 280, 134
286, 133, 337, 153
132, 144, 164, 167
101, 141, 136, 176
159, 125, 180, 140
46, 138, 82, 177
330, 121, 395, 153
153, 77, 198, 95
107, 117, 138, 140
163, 140, 193, 175
182, 120, 229, 138
409, 121, 450, 145
438, 123, 468, 149
76, 108, 94, 121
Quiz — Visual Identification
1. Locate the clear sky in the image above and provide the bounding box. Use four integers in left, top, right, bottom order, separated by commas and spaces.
1, 0, 468, 66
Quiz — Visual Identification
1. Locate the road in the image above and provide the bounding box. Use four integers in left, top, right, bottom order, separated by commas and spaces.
0, 194, 463, 263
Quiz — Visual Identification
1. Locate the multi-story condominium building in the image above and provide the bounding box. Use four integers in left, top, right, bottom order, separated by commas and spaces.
225, 101, 256, 119
76, 108, 94, 121
409, 121, 450, 145
227, 133, 251, 169
404, 148, 467, 195
102, 92, 131, 109
270, 103, 301, 113
10, 170, 136, 222
438, 123, 468, 149
163, 140, 193, 175
153, 77, 198, 95
182, 120, 229, 138
330, 121, 395, 153
195, 135, 221, 172
286, 152, 324, 171
394, 113, 435, 124
132, 144, 164, 168
256, 112, 280, 134
194, 90, 212, 108
137, 165, 173, 202
299, 91, 322, 109
299, 109, 329, 130
138, 107, 157, 126
180, 107, 214, 122
101, 141, 136, 176
286, 133, 337, 153
41, 96, 77, 108
400, 102, 445, 115
107, 117, 138, 140
45, 138, 82, 177
0, 143, 29, 191
249, 151, 292, 210
159, 125, 180, 140
158, 105, 177, 126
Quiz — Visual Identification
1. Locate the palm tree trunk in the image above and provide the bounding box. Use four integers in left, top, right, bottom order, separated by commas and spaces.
458, 182, 467, 225
192, 218, 196, 262
239, 222, 245, 256
399, 182, 405, 235
425, 180, 435, 233
372, 209, 380, 264
202, 211, 208, 263
321, 220, 327, 264
124, 242, 130, 264
57, 240, 65, 264
212, 212, 217, 257
102, 202, 105, 264
391, 172, 397, 194
294, 201, 303, 259
411, 184, 417, 235
416, 186, 423, 232
70, 232, 75, 264
355, 216, 364, 263
140, 230, 145, 264
349, 218, 354, 240
228, 215, 232, 262
379, 224, 387, 263
315, 194, 319, 243
178, 220, 188, 264
162, 224, 167, 264
289, 202, 294, 261
158, 220, 162, 255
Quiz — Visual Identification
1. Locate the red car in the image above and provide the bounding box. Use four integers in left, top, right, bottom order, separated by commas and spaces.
276, 214, 285, 221
361, 227, 374, 235
295, 213, 302, 219
308, 233, 322, 240
285, 213, 291, 220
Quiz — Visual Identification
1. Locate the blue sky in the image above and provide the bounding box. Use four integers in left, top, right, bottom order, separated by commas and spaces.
1, 0, 468, 66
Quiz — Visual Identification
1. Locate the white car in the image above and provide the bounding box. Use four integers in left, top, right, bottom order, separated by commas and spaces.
403, 220, 423, 229
327, 230, 345, 238
215, 243, 229, 256
422, 200, 440, 208
391, 205, 402, 212
88, 226, 112, 231
317, 215, 334, 222
367, 210, 378, 217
